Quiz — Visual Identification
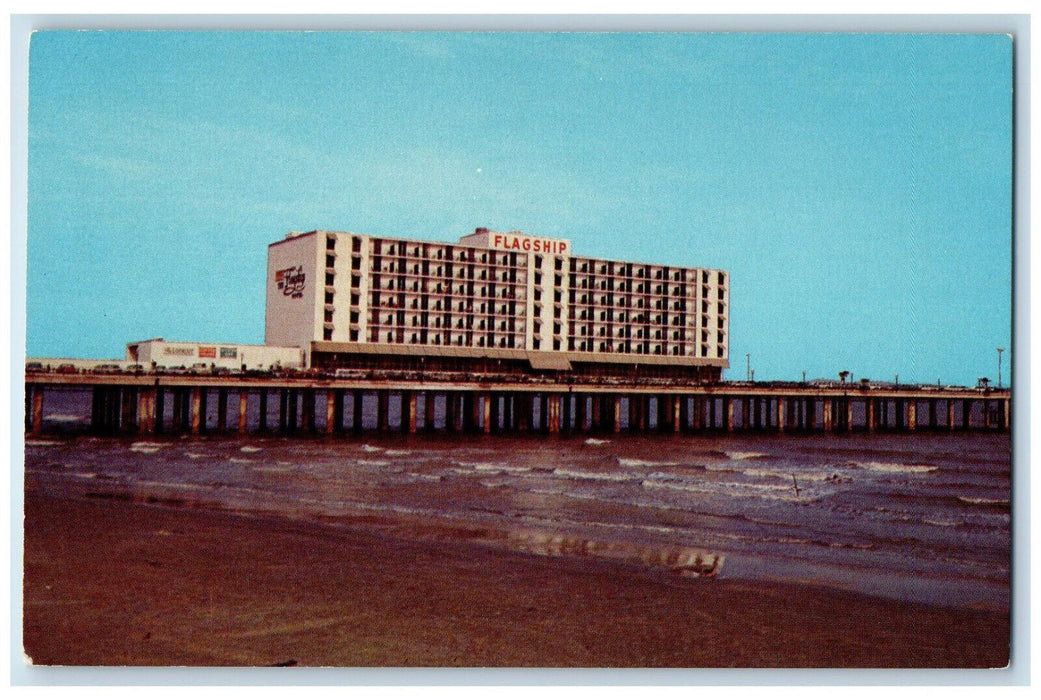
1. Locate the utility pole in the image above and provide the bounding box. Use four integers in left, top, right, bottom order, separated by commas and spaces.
997, 348, 1005, 389
746, 353, 751, 382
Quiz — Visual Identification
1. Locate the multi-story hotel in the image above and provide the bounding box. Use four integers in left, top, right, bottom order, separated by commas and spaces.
266, 228, 729, 380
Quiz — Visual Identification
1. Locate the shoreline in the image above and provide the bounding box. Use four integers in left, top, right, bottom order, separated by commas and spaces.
21, 491, 1010, 668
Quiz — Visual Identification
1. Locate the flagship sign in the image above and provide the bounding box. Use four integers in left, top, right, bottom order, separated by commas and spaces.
276, 266, 306, 298
490, 232, 570, 256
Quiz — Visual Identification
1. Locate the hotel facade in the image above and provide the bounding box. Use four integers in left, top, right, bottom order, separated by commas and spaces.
266, 228, 729, 380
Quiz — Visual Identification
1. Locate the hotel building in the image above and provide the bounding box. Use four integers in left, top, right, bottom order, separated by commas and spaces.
266, 228, 728, 380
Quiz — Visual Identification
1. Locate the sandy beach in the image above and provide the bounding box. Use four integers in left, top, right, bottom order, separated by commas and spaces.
21, 491, 1009, 668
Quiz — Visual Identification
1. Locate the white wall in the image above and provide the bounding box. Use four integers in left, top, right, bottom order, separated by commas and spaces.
265, 232, 320, 350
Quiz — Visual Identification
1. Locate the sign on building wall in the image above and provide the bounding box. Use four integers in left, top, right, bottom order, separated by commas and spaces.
220, 347, 238, 358
489, 232, 570, 255
276, 266, 306, 298
162, 346, 195, 357
198, 346, 217, 358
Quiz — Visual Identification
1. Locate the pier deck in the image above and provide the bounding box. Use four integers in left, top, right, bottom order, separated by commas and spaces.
24, 370, 1011, 436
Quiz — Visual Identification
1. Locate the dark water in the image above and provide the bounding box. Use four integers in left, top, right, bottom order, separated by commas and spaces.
24, 391, 1011, 612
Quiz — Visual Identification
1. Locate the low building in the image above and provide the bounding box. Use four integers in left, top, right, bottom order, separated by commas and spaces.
125, 338, 303, 371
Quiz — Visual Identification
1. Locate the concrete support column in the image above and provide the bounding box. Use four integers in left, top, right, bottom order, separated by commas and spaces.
612, 395, 622, 433
155, 388, 166, 434
425, 392, 437, 431
983, 400, 992, 429
1004, 398, 1010, 431
866, 398, 876, 433
515, 394, 530, 432
169, 388, 182, 432
377, 390, 390, 433
504, 394, 514, 431
402, 390, 417, 434
547, 393, 561, 434
278, 389, 289, 433
481, 393, 492, 434
725, 397, 734, 432
91, 387, 104, 432
302, 389, 316, 433
29, 386, 44, 435
588, 394, 601, 432
467, 393, 480, 433
353, 391, 365, 433
120, 388, 138, 433
490, 393, 501, 432
907, 400, 917, 431
217, 388, 229, 432
445, 392, 458, 432
238, 390, 249, 433
190, 387, 203, 434
846, 399, 853, 433
137, 387, 156, 434
777, 397, 786, 433
333, 389, 345, 433
325, 390, 337, 435
947, 400, 955, 431
823, 399, 833, 433
672, 395, 682, 433
258, 389, 268, 432
287, 390, 299, 433
575, 394, 587, 432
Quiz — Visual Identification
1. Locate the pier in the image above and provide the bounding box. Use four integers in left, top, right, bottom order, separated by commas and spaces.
24, 371, 1011, 437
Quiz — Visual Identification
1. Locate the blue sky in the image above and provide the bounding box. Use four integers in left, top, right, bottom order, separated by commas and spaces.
25, 31, 1012, 385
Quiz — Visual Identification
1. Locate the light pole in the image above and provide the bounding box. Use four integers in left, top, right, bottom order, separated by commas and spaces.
997, 348, 1004, 389
746, 353, 751, 382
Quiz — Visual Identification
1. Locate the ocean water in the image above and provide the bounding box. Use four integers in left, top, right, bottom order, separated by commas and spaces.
23, 392, 1011, 611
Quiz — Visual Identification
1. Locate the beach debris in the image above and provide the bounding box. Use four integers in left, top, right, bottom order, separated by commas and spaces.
792, 474, 802, 497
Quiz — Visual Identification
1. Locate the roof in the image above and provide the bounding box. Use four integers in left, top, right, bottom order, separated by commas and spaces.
527, 353, 573, 371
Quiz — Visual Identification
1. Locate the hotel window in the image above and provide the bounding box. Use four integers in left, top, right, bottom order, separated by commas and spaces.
323, 328, 333, 341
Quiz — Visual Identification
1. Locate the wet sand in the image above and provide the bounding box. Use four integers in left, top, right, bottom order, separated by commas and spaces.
22, 492, 1009, 668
